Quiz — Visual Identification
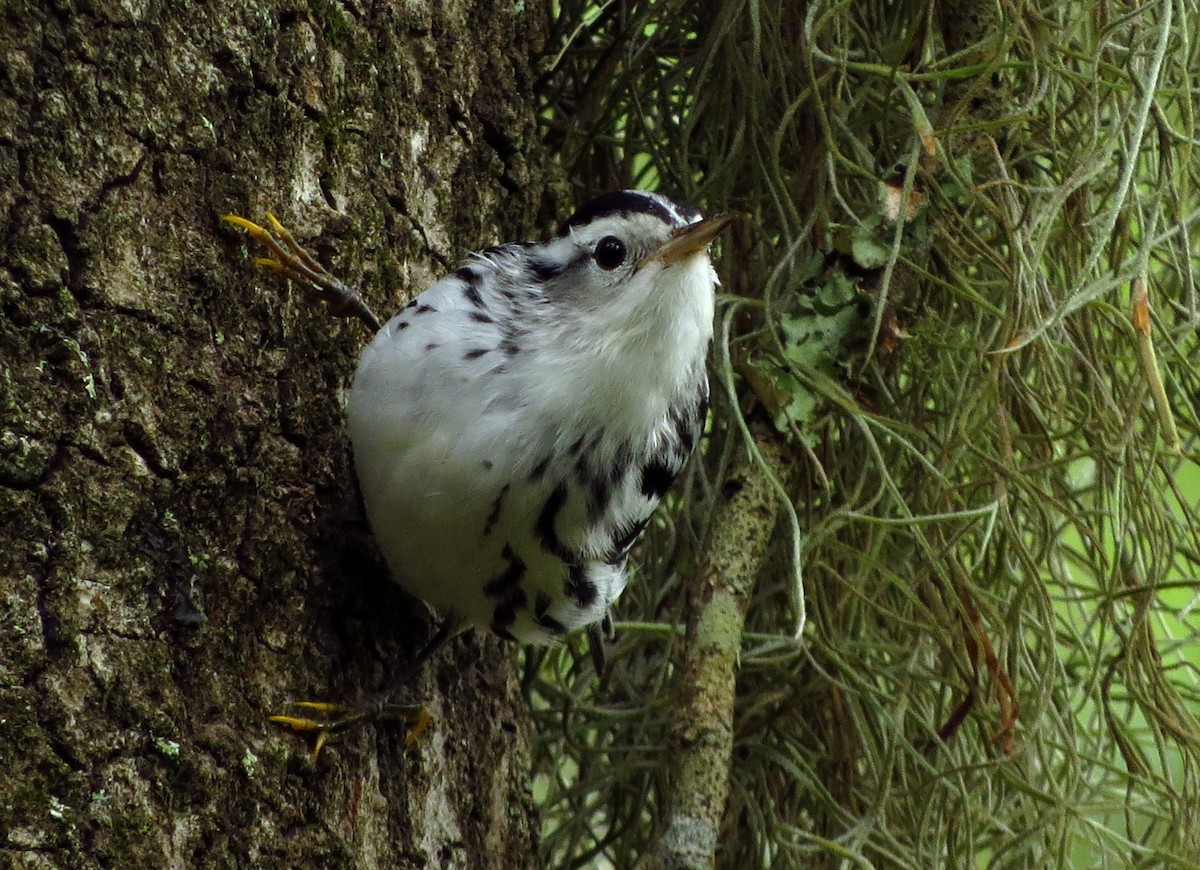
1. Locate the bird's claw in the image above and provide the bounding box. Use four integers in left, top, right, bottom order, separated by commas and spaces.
222, 211, 382, 333
269, 700, 432, 763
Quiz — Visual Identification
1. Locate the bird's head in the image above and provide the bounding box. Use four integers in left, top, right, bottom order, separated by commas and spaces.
527, 190, 730, 324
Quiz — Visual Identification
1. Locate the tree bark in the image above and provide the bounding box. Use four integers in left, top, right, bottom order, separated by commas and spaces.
1, 1, 551, 865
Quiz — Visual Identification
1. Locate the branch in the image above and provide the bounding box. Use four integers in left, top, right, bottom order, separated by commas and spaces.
643, 429, 789, 869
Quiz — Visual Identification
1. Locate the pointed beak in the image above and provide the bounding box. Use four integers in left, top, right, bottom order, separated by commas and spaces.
639, 214, 732, 269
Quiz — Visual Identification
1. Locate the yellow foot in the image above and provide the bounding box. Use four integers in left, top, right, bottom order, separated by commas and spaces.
222, 212, 382, 333
269, 700, 432, 763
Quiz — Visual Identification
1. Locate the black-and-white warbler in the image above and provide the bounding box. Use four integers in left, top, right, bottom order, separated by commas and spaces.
225, 190, 729, 751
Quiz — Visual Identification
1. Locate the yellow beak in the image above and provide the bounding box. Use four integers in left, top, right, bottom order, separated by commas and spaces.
639, 214, 732, 269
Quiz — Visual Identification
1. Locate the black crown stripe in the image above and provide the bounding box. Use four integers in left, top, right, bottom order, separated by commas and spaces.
558, 190, 694, 235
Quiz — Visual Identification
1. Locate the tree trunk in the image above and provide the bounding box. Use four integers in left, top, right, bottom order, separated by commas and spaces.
1, 1, 551, 865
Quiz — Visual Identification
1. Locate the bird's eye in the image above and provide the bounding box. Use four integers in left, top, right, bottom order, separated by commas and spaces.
593, 236, 626, 271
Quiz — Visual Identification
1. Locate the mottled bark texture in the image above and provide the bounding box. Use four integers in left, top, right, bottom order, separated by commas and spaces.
0, 1, 553, 865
